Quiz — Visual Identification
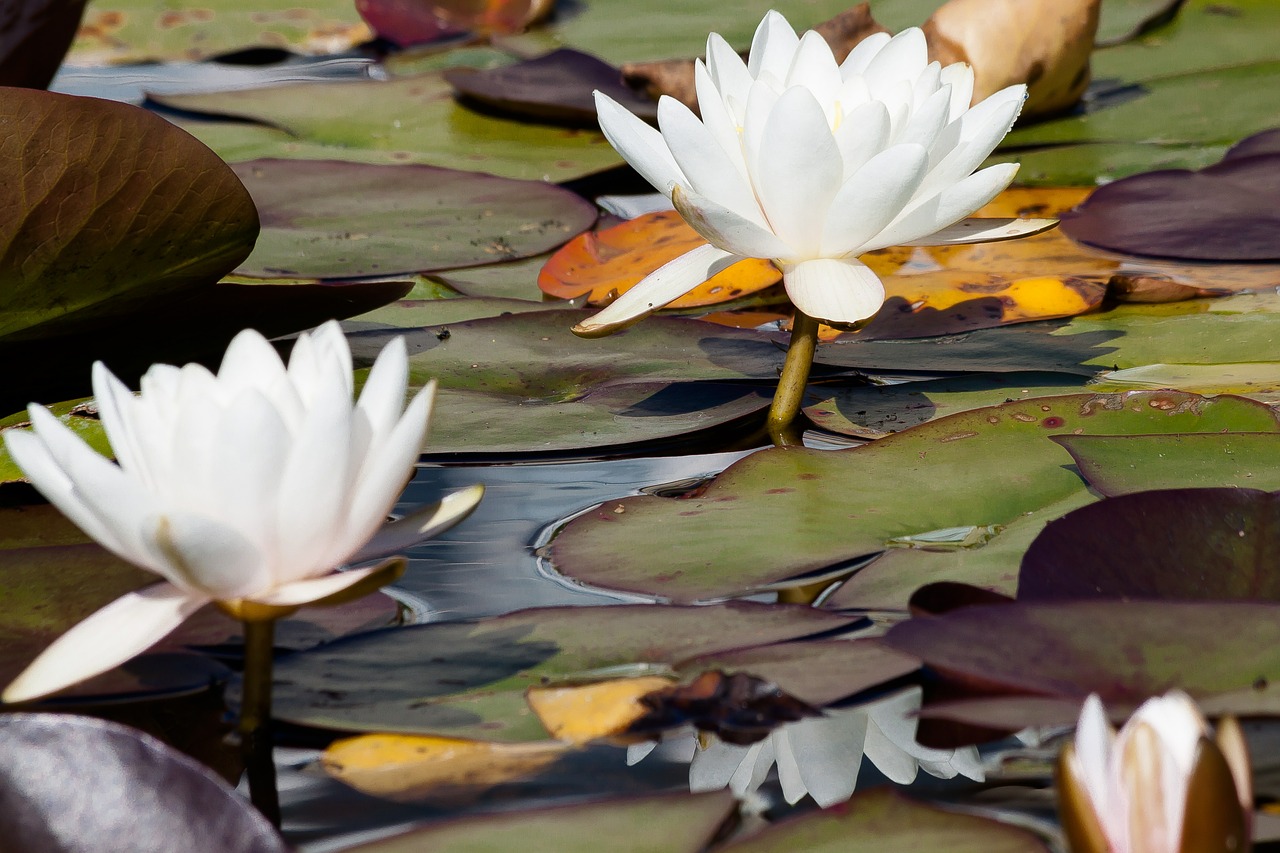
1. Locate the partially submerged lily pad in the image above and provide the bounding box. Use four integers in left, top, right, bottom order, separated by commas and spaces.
0, 89, 258, 342
264, 602, 858, 740
1055, 433, 1280, 496
547, 392, 1278, 602
232, 159, 596, 278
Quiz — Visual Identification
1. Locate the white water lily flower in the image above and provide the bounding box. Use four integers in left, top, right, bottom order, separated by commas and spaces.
3, 321, 483, 704
574, 11, 1055, 337
1059, 692, 1253, 853
688, 687, 983, 807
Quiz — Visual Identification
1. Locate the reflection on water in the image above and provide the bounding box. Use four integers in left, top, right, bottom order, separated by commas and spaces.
390, 450, 756, 619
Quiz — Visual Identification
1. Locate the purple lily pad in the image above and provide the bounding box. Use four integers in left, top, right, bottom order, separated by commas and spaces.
445, 48, 658, 127
0, 0, 87, 88
1224, 127, 1280, 160
1059, 149, 1280, 261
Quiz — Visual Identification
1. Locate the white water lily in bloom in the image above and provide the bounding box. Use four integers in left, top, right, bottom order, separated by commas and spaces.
680, 687, 983, 808
574, 11, 1055, 337
3, 321, 483, 704
1059, 692, 1253, 853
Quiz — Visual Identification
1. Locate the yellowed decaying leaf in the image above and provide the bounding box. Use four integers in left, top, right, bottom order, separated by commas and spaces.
527, 675, 674, 745
322, 733, 566, 800
924, 0, 1100, 119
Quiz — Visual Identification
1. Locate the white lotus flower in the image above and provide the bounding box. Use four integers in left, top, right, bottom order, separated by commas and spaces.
574, 11, 1054, 337
1058, 692, 1252, 853
2, 321, 483, 704
686, 687, 983, 808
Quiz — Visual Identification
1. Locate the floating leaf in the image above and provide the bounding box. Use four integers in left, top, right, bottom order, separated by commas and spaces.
69, 0, 370, 64
538, 211, 781, 309
880, 600, 1280, 728
263, 602, 859, 740
347, 310, 784, 455
0, 0, 87, 88
1095, 0, 1187, 44
547, 392, 1277, 602
720, 788, 1049, 853
629, 671, 821, 746
1059, 151, 1280, 261
1056, 433, 1280, 497
0, 399, 110, 483
527, 676, 674, 745
357, 0, 552, 46
231, 159, 596, 279
344, 790, 736, 853
0, 713, 288, 852
446, 48, 657, 126
1095, 362, 1280, 399
0, 89, 258, 343
323, 733, 568, 800
153, 73, 621, 182
1019, 488, 1280, 600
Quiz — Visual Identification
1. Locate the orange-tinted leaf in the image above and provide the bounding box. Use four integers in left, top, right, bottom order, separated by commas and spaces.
526, 676, 674, 745
356, 0, 553, 46
322, 733, 566, 800
538, 211, 781, 309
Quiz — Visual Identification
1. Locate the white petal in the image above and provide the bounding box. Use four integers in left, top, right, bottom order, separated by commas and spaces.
349, 484, 484, 564
1074, 695, 1118, 825
904, 217, 1057, 246
594, 92, 686, 197
786, 710, 870, 807
3, 582, 208, 704
940, 61, 975, 118
658, 96, 766, 228
705, 33, 753, 117
673, 184, 795, 259
747, 10, 799, 81
572, 243, 740, 337
356, 334, 410, 442
915, 84, 1026, 201
626, 741, 658, 766
207, 388, 291, 562
862, 28, 928, 97
786, 30, 841, 118
899, 84, 953, 150
689, 738, 753, 792
822, 143, 929, 256
740, 80, 780, 187
217, 326, 288, 394
863, 690, 926, 785
91, 363, 153, 489
1131, 691, 1205, 775
839, 31, 891, 77
862, 162, 1020, 251
731, 736, 775, 797
142, 511, 267, 599
911, 61, 943, 106
782, 257, 885, 325
832, 100, 889, 181
251, 562, 395, 607
752, 87, 843, 256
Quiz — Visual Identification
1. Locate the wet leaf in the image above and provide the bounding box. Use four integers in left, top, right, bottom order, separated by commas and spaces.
1019, 488, 1280, 601
357, 0, 551, 46
0, 713, 288, 852
538, 211, 781, 308
0, 399, 110, 483
1056, 433, 1280, 496
323, 733, 568, 800
263, 602, 859, 740
0, 89, 258, 343
344, 790, 736, 853
1054, 305, 1280, 370
923, 0, 1098, 119
547, 392, 1277, 602
347, 310, 783, 455
527, 676, 674, 745
880, 600, 1280, 728
1059, 150, 1280, 261
629, 671, 821, 746
69, 0, 370, 64
447, 48, 657, 126
0, 0, 87, 88
720, 788, 1049, 852
1094, 362, 1280, 399
231, 159, 595, 279
153, 73, 622, 183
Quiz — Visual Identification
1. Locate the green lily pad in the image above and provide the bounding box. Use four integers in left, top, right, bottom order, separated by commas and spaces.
0, 400, 111, 483
348, 310, 787, 455
347, 293, 553, 330
348, 791, 736, 853
1056, 433, 1280, 496
987, 142, 1228, 187
1020, 488, 1280, 601
264, 602, 859, 740
880, 600, 1280, 727
153, 73, 622, 182
231, 159, 596, 279
826, 491, 1097, 611
721, 788, 1049, 853
434, 254, 556, 300
1054, 307, 1280, 369
1095, 0, 1187, 44
68, 0, 368, 64
804, 372, 1093, 439
547, 392, 1278, 603
1094, 362, 1280, 398
0, 88, 258, 342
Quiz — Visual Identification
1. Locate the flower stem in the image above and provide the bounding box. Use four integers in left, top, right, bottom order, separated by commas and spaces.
767, 309, 820, 442
239, 618, 280, 827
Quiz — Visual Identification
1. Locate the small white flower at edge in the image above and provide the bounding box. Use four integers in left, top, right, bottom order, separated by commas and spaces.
3, 321, 483, 704
573, 10, 1055, 338
630, 687, 983, 808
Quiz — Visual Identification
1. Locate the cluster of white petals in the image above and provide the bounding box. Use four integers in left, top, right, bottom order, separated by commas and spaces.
575, 10, 1053, 337
4, 321, 482, 703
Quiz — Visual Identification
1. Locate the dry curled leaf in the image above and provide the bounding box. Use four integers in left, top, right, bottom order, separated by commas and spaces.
527, 676, 674, 745
923, 0, 1100, 120
627, 670, 822, 745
